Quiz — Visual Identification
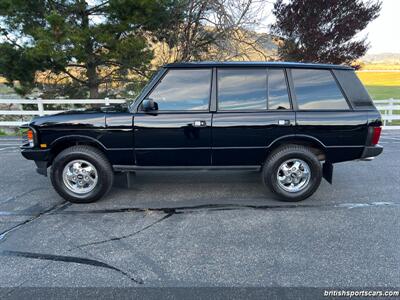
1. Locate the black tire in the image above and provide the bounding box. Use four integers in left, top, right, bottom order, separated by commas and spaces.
50, 145, 114, 203
262, 144, 322, 202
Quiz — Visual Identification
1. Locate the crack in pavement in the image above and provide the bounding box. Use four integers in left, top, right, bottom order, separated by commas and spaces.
0, 250, 143, 284
1, 200, 397, 286
59, 226, 145, 285
77, 212, 175, 248
0, 202, 71, 243
54, 201, 400, 216
0, 201, 146, 288
2, 201, 398, 217
61, 201, 398, 250
62, 214, 173, 283
1, 201, 397, 245
0, 198, 150, 285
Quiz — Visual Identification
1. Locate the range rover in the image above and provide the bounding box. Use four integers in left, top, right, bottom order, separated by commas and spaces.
21, 62, 383, 203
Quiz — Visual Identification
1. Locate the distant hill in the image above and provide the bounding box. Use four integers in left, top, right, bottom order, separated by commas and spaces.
361, 53, 400, 64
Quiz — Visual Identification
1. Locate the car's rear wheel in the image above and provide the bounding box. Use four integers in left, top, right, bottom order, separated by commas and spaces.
262, 145, 322, 202
50, 145, 113, 203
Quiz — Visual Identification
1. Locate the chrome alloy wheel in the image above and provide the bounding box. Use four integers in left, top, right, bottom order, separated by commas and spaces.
276, 159, 311, 193
62, 160, 98, 194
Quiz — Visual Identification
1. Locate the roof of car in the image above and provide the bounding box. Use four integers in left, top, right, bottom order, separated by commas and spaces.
164, 61, 353, 70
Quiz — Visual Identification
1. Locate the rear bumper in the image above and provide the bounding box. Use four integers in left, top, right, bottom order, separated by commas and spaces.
21, 148, 51, 176
360, 145, 383, 160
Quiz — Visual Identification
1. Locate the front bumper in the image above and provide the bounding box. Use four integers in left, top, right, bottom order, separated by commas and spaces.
21, 148, 51, 161
360, 145, 383, 161
21, 148, 51, 176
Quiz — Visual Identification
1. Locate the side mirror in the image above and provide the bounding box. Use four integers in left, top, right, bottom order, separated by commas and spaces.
141, 99, 158, 112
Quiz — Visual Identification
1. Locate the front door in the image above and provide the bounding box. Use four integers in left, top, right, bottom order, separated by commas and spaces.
134, 68, 213, 166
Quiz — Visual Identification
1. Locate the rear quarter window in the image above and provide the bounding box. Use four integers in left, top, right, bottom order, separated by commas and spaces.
332, 69, 374, 108
291, 69, 350, 110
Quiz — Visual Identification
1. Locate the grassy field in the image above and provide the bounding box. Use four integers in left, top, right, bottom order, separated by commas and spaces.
356, 71, 400, 86
357, 71, 400, 100
363, 86, 400, 100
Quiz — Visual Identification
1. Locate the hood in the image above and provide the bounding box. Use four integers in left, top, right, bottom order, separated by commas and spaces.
28, 103, 128, 128
54, 102, 128, 115
29, 110, 106, 128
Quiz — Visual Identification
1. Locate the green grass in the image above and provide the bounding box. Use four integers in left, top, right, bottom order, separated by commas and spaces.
365, 85, 400, 100
0, 130, 7, 136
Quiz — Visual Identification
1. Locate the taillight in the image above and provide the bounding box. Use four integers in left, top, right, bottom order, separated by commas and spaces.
371, 126, 382, 145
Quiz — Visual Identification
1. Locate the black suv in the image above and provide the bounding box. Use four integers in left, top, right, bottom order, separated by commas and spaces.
21, 62, 383, 203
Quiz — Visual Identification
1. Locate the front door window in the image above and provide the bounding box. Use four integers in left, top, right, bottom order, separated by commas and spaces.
144, 68, 212, 111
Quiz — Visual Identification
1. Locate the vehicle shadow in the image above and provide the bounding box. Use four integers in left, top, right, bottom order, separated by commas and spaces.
105, 170, 323, 209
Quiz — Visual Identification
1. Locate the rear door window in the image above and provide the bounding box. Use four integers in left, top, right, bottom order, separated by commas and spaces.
291, 69, 350, 110
217, 68, 267, 110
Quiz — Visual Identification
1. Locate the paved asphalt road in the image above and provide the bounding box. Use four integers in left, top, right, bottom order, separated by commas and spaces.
0, 131, 399, 292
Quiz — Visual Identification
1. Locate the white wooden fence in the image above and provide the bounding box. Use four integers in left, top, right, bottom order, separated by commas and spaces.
0, 98, 126, 127
373, 98, 400, 129
0, 98, 399, 129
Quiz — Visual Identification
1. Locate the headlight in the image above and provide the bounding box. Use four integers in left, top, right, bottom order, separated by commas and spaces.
21, 126, 36, 148
27, 129, 34, 147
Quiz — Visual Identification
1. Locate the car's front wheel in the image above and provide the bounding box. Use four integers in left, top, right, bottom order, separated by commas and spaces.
50, 145, 114, 203
262, 145, 322, 202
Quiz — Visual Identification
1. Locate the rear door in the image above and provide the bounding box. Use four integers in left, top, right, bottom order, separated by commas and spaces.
212, 68, 295, 165
134, 68, 213, 166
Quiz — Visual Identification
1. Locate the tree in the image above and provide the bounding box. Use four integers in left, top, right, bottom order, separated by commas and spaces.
270, 0, 381, 65
0, 0, 178, 98
154, 0, 270, 64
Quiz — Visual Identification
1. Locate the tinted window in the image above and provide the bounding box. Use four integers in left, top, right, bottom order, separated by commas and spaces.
292, 69, 349, 110
268, 69, 290, 109
333, 69, 373, 107
147, 69, 211, 111
218, 68, 267, 110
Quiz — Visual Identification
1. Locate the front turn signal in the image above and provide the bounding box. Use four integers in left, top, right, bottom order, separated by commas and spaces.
27, 129, 34, 147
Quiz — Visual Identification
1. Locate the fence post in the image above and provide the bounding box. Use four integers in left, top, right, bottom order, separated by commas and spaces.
105, 97, 110, 106
37, 98, 44, 116
388, 98, 393, 124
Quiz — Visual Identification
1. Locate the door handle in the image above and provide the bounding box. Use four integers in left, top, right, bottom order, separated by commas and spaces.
278, 119, 291, 126
193, 120, 207, 127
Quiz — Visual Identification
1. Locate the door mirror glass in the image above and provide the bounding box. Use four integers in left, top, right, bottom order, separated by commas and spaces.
141, 99, 158, 112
